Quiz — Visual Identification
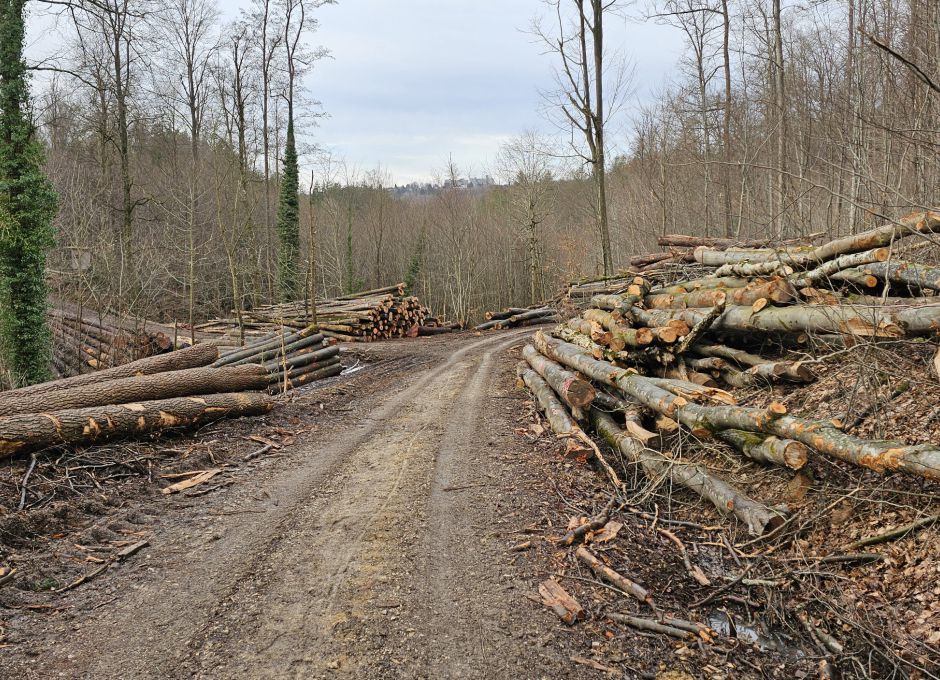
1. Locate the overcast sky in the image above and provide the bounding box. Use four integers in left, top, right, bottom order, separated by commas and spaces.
26, 0, 683, 185
307, 1, 683, 184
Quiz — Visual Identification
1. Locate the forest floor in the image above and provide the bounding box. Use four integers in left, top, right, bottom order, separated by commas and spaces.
0, 329, 937, 679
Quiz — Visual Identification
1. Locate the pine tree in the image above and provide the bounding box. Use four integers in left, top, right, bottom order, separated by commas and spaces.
275, 118, 300, 301
0, 0, 57, 386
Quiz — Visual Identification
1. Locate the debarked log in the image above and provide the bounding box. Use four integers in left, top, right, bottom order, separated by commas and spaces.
0, 392, 273, 457
0, 365, 270, 418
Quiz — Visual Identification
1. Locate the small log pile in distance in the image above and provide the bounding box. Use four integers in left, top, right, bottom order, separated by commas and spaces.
520, 210, 940, 537
0, 344, 272, 458
212, 324, 343, 394
197, 284, 433, 344
474, 304, 559, 331
405, 317, 461, 337
49, 306, 192, 379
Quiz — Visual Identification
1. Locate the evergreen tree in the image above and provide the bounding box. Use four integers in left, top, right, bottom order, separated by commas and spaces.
275, 118, 300, 301
0, 0, 57, 386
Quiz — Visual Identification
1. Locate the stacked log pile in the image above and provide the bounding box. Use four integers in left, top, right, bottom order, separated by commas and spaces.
520, 211, 940, 536
197, 284, 432, 344
474, 305, 558, 331
212, 325, 343, 394
49, 307, 191, 378
0, 345, 272, 457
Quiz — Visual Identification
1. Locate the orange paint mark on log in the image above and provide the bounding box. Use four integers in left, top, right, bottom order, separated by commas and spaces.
83, 418, 102, 437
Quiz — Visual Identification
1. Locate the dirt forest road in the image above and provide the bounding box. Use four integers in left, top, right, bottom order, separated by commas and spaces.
8, 329, 584, 680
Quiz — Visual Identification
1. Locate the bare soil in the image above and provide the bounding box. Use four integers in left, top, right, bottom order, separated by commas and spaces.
0, 329, 591, 679
2, 330, 937, 679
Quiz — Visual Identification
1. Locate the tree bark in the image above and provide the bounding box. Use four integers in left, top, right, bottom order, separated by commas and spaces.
0, 364, 269, 417
592, 410, 784, 536
536, 332, 940, 482
522, 344, 596, 410
0, 344, 219, 400
633, 302, 940, 338
860, 261, 940, 292
0, 392, 272, 458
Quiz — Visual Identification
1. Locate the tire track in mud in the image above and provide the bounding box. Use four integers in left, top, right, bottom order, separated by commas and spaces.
35, 329, 535, 680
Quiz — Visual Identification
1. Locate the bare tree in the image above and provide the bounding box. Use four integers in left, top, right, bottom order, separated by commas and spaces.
498, 133, 555, 304
535, 0, 632, 276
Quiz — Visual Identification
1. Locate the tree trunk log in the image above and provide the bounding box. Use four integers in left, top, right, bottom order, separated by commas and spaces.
522, 344, 596, 410
860, 261, 940, 292
517, 362, 578, 436
633, 302, 940, 338
0, 365, 269, 417
0, 392, 272, 457
1, 344, 220, 400
535, 332, 940, 481
592, 410, 784, 536
716, 429, 808, 469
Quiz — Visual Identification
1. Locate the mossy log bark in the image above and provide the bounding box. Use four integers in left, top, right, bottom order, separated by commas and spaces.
534, 332, 940, 481
267, 360, 342, 393
212, 325, 319, 366
218, 331, 325, 367
261, 344, 339, 373
716, 429, 808, 469
0, 392, 273, 457
1, 344, 219, 400
592, 410, 784, 536
0, 365, 269, 417
860, 261, 940, 292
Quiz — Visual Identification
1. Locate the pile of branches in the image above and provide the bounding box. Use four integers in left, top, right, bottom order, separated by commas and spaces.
228, 284, 431, 343
525, 210, 940, 497
212, 325, 343, 394
474, 304, 558, 331
49, 306, 190, 379
0, 345, 272, 458
517, 211, 940, 673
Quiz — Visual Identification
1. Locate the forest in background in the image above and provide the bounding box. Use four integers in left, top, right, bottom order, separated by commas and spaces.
30, 0, 940, 327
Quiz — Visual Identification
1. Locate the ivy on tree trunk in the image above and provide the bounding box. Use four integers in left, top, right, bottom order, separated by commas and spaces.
0, 0, 57, 386
276, 118, 300, 301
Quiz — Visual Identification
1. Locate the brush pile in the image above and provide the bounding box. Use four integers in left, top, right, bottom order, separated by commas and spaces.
474, 304, 558, 331
49, 306, 191, 379
228, 284, 430, 343
518, 211, 940, 675
212, 325, 343, 394
0, 345, 272, 458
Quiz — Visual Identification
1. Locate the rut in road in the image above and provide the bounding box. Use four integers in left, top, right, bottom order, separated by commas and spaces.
37, 329, 565, 680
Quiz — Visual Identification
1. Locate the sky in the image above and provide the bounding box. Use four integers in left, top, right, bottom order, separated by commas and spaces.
25, 0, 684, 185
306, 1, 683, 184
